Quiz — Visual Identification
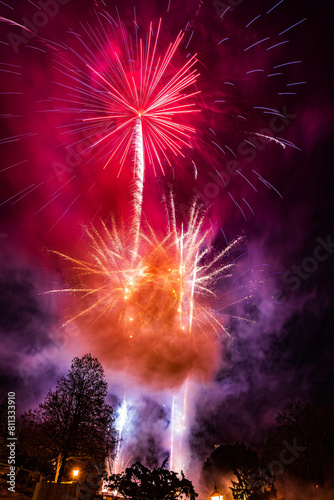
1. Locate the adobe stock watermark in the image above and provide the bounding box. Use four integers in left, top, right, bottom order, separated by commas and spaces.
0, 233, 8, 244
177, 106, 296, 219
213, 0, 243, 19
272, 234, 334, 303
18, 324, 80, 386
250, 439, 306, 494
7, 0, 71, 54
51, 125, 102, 183
7, 392, 16, 494
61, 461, 104, 500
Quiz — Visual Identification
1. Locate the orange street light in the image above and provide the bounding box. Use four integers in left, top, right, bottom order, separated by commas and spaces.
210, 486, 223, 500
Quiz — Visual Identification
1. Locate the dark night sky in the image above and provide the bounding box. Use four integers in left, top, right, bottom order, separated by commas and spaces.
0, 0, 333, 482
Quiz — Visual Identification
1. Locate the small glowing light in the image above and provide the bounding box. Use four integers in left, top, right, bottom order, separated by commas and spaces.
129, 335, 133, 338
130, 318, 133, 321
210, 487, 223, 500
73, 469, 79, 478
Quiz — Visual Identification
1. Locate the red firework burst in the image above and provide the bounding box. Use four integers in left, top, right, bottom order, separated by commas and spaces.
53, 14, 200, 176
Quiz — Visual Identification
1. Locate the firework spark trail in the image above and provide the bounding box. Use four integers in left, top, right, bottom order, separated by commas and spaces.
113, 396, 129, 474
170, 376, 190, 472
49, 198, 244, 388
50, 194, 244, 465
1, 11, 200, 236
170, 393, 176, 470
133, 117, 145, 257
47, 13, 200, 236
1, 3, 304, 235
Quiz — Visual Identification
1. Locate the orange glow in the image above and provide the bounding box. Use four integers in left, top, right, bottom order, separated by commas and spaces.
51, 199, 243, 388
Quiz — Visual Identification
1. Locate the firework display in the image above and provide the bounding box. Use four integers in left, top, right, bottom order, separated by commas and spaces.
53, 17, 200, 173
0, 0, 315, 487
49, 15, 200, 240
51, 198, 243, 388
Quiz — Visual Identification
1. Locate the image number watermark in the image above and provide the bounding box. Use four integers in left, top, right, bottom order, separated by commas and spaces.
7, 392, 16, 493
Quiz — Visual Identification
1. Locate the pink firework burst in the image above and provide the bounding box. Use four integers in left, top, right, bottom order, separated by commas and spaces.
52, 14, 200, 177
